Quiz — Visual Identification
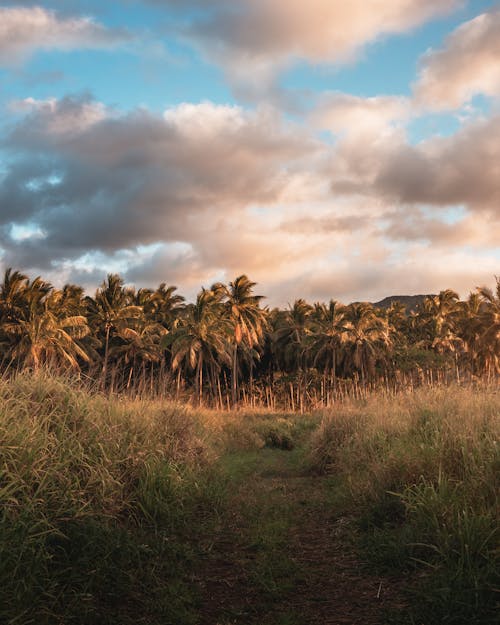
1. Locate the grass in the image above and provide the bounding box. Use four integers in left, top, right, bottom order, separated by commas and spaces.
0, 372, 224, 624
0, 372, 316, 625
310, 386, 500, 624
1, 373, 498, 624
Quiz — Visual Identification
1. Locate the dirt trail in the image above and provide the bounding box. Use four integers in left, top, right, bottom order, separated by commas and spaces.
194, 449, 407, 625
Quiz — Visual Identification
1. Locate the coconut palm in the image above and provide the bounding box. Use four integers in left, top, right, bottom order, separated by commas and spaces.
223, 275, 267, 405
455, 292, 484, 374
111, 317, 167, 389
308, 300, 346, 380
0, 268, 29, 324
477, 278, 500, 375
273, 299, 313, 373
150, 283, 185, 328
3, 292, 90, 371
419, 290, 460, 349
342, 302, 392, 381
86, 274, 143, 386
162, 288, 231, 404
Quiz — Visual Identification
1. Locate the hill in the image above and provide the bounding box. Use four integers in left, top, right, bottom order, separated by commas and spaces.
372, 294, 432, 311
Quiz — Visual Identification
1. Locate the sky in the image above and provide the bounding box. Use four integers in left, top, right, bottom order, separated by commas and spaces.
0, 0, 499, 306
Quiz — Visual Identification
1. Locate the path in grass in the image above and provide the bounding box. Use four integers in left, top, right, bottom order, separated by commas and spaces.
194, 446, 407, 625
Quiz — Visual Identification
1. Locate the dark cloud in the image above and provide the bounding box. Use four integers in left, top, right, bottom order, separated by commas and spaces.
1, 90, 499, 303
374, 115, 500, 212
0, 95, 318, 275
326, 112, 500, 216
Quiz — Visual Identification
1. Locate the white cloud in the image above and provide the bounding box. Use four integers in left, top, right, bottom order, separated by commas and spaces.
0, 6, 131, 65
414, 7, 500, 110
177, 0, 460, 90
311, 93, 411, 139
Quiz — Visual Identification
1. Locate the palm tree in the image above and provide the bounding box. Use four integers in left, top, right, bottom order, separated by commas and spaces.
456, 292, 483, 375
419, 290, 460, 348
150, 283, 185, 328
0, 268, 29, 324
308, 300, 346, 384
86, 274, 143, 387
273, 299, 313, 373
223, 276, 267, 405
3, 291, 90, 371
342, 302, 391, 382
111, 317, 166, 390
162, 288, 231, 404
477, 278, 500, 376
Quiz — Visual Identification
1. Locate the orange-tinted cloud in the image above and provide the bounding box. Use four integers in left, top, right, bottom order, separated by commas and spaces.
1, 92, 498, 304
414, 7, 500, 109
0, 6, 130, 65
174, 0, 460, 94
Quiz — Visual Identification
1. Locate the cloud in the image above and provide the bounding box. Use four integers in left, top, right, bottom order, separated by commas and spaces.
0, 94, 319, 277
169, 0, 460, 90
414, 7, 500, 110
383, 207, 500, 248
321, 105, 500, 216
1, 90, 498, 304
7, 96, 107, 133
273, 246, 500, 305
373, 114, 500, 212
0, 6, 131, 65
311, 93, 410, 138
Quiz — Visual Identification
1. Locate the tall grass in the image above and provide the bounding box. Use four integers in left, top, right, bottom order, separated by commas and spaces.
0, 372, 316, 624
3, 373, 497, 624
311, 386, 500, 624
0, 372, 224, 625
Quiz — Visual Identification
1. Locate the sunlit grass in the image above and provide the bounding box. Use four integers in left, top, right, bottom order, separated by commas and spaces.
1, 373, 497, 624
0, 372, 222, 624
311, 385, 500, 624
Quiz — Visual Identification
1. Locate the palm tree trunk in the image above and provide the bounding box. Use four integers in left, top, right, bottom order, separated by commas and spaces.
195, 355, 203, 406
176, 368, 181, 400
231, 343, 238, 406
102, 324, 111, 389
250, 362, 254, 408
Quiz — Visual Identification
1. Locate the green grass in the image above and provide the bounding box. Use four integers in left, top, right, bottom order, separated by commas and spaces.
207, 446, 308, 624
0, 372, 317, 625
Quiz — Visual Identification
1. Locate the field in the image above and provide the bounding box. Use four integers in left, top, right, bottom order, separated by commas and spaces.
0, 373, 498, 624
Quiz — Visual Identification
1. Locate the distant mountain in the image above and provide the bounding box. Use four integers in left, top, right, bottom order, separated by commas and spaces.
372, 294, 432, 311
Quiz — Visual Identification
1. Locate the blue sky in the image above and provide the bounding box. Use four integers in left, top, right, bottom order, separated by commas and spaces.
2, 0, 494, 113
0, 0, 499, 304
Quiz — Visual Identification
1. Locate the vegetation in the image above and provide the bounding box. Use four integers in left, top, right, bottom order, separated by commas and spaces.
1, 268, 499, 407
311, 386, 500, 624
1, 373, 497, 624
0, 373, 224, 624
1, 268, 498, 623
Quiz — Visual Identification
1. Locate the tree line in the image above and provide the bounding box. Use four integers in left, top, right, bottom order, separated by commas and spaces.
0, 268, 498, 408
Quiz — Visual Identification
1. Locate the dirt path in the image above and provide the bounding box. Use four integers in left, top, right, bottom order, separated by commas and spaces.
194, 449, 407, 625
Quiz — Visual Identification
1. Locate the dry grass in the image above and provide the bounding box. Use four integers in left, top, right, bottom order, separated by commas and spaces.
0, 372, 224, 624
1, 374, 497, 624
310, 385, 500, 624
